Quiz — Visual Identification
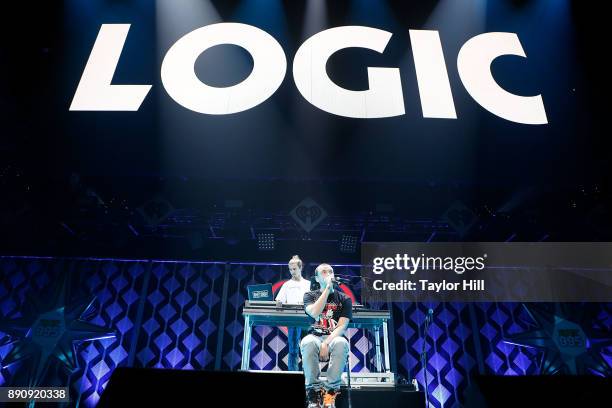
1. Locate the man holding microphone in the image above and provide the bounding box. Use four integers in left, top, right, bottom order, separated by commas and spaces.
301, 263, 352, 408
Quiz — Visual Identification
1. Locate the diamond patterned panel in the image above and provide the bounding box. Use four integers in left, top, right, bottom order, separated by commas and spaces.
473, 302, 540, 376
69, 259, 147, 407
222, 264, 288, 370
0, 257, 64, 386
134, 262, 224, 371
394, 302, 478, 408
2, 257, 611, 408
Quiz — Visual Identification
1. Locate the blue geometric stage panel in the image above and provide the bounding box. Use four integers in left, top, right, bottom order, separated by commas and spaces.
393, 302, 479, 408
221, 264, 286, 370
69, 259, 147, 407
133, 261, 225, 371
473, 302, 540, 376
0, 257, 65, 388
1, 256, 611, 408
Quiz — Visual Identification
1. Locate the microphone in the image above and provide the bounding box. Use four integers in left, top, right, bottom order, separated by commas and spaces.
310, 276, 350, 292
427, 308, 434, 323
326, 276, 345, 293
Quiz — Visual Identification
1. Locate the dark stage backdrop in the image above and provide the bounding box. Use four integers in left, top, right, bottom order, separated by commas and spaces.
1, 256, 611, 407
1, 1, 609, 262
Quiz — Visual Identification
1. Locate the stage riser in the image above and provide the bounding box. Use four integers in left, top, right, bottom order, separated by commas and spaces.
464, 376, 612, 408
98, 367, 424, 407
335, 389, 425, 408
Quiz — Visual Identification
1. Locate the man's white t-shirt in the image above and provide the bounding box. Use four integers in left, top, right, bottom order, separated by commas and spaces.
275, 277, 312, 304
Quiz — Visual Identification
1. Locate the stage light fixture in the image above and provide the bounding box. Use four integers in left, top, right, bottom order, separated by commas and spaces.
340, 234, 358, 253
257, 232, 275, 251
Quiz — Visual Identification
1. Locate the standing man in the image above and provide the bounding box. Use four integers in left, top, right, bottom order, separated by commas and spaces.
275, 255, 312, 371
301, 263, 352, 408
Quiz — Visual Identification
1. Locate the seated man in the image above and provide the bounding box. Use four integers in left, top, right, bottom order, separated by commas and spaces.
301, 263, 352, 408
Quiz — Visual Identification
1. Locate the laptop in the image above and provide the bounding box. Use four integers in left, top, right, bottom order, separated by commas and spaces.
247, 283, 274, 301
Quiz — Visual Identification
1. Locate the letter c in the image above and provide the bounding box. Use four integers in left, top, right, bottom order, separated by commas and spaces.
457, 32, 547, 125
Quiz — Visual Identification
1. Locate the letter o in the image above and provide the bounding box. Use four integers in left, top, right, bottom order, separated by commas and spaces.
161, 23, 287, 115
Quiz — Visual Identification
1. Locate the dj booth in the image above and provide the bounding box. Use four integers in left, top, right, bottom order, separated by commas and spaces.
241, 300, 395, 387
